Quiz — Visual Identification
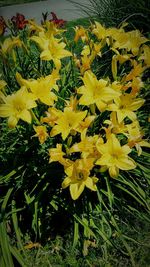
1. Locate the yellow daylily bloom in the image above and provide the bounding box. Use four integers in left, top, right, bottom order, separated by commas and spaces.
31, 34, 72, 69
96, 134, 136, 178
112, 29, 148, 56
130, 77, 144, 96
16, 70, 59, 105
79, 45, 92, 74
92, 22, 107, 40
107, 94, 145, 123
50, 107, 87, 140
75, 41, 102, 75
111, 81, 124, 92
49, 144, 71, 167
74, 26, 88, 42
78, 70, 120, 112
41, 107, 62, 127
76, 115, 95, 139
92, 41, 103, 57
82, 41, 103, 72
16, 72, 29, 87
104, 112, 127, 135
49, 144, 65, 163
27, 19, 44, 33
0, 91, 6, 103
126, 121, 150, 156
126, 30, 148, 56
33, 125, 48, 144
65, 95, 78, 111
0, 36, 22, 55
0, 80, 7, 90
44, 20, 65, 37
111, 50, 131, 79
139, 45, 150, 67
107, 26, 125, 45
0, 87, 37, 128
29, 19, 63, 36
125, 61, 145, 82
69, 135, 99, 159
0, 80, 7, 101
24, 242, 41, 249
62, 158, 98, 200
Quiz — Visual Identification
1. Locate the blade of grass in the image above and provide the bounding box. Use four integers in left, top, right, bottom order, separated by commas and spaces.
0, 222, 14, 267
73, 220, 79, 248
10, 246, 27, 267
11, 200, 26, 254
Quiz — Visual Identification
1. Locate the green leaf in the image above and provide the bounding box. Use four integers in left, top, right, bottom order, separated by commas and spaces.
0, 222, 14, 267
11, 200, 26, 254
73, 220, 79, 248
10, 246, 27, 267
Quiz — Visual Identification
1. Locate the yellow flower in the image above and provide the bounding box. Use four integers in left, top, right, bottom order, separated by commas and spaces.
0, 80, 6, 100
33, 125, 48, 144
41, 107, 61, 127
69, 135, 99, 159
111, 81, 124, 92
16, 70, 59, 105
50, 107, 87, 140
0, 80, 7, 90
49, 144, 71, 167
96, 134, 136, 178
126, 121, 150, 156
27, 19, 44, 33
92, 22, 107, 40
107, 26, 125, 42
78, 45, 92, 74
0, 87, 37, 128
114, 30, 148, 56
76, 115, 95, 139
78, 71, 120, 112
0, 92, 5, 103
107, 94, 145, 123
24, 242, 41, 249
125, 61, 145, 82
65, 95, 78, 111
31, 34, 72, 69
49, 144, 65, 163
44, 20, 65, 37
111, 50, 131, 79
139, 45, 150, 67
104, 112, 127, 135
62, 158, 98, 200
0, 37, 22, 55
130, 77, 144, 96
74, 26, 88, 42
0, 80, 7, 102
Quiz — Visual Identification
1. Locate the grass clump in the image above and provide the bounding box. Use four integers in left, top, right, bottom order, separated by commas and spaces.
68, 0, 150, 33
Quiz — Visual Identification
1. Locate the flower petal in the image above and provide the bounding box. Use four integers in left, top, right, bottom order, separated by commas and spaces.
62, 177, 71, 189
85, 177, 97, 191
20, 110, 32, 123
116, 157, 136, 170
8, 116, 18, 128
109, 166, 119, 178
70, 183, 85, 200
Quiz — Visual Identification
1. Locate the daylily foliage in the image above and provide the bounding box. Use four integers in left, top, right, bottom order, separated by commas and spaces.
0, 19, 149, 200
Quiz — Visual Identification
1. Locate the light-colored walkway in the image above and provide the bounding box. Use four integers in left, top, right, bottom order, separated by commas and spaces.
0, 0, 90, 22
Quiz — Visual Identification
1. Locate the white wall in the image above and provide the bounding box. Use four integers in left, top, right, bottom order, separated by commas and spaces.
0, 0, 90, 22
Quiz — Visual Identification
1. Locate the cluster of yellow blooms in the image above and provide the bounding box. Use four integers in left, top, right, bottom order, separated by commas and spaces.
0, 20, 150, 200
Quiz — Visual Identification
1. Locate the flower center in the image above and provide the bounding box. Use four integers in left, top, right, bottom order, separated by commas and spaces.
78, 172, 84, 180
14, 99, 26, 113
